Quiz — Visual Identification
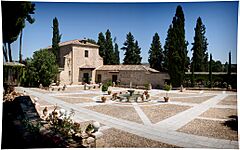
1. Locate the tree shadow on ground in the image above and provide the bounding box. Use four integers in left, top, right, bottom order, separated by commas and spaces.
222, 115, 238, 131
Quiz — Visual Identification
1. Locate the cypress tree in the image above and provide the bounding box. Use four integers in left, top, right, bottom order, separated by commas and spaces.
134, 40, 142, 64
209, 54, 212, 88
148, 33, 163, 71
105, 29, 115, 65
228, 51, 232, 75
191, 17, 208, 72
121, 32, 136, 64
52, 17, 61, 64
114, 42, 120, 65
164, 5, 188, 87
97, 32, 106, 63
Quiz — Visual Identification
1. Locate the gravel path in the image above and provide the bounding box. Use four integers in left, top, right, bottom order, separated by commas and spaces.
53, 96, 94, 103
200, 108, 237, 119
217, 95, 237, 105
85, 105, 143, 124
99, 128, 180, 148
171, 95, 215, 104
141, 104, 191, 124
178, 119, 238, 141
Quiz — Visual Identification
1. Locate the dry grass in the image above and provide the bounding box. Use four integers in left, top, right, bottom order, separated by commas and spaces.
200, 108, 237, 119
99, 128, 180, 148
141, 104, 191, 124
85, 105, 143, 124
178, 119, 238, 141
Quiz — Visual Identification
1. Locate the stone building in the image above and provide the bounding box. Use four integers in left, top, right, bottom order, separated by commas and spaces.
47, 39, 169, 87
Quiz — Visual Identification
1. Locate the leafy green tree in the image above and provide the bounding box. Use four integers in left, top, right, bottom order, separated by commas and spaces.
148, 33, 163, 71
209, 54, 212, 87
23, 49, 58, 87
105, 29, 115, 65
97, 32, 106, 63
134, 41, 142, 64
191, 17, 208, 72
87, 38, 97, 44
121, 32, 142, 64
52, 17, 62, 64
212, 60, 223, 72
163, 5, 188, 87
2, 1, 35, 62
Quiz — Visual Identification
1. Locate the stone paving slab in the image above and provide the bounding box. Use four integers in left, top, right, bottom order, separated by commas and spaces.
16, 87, 238, 148
154, 94, 228, 130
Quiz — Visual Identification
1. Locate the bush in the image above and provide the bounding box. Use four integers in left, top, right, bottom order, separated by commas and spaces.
164, 84, 172, 91
102, 84, 108, 92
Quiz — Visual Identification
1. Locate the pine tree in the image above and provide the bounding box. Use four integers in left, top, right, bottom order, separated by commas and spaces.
105, 29, 115, 65
52, 17, 61, 64
134, 40, 142, 64
148, 33, 163, 71
97, 32, 106, 63
191, 17, 208, 72
163, 5, 188, 87
121, 32, 136, 64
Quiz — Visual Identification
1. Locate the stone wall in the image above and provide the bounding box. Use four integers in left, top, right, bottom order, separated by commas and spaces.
96, 70, 170, 88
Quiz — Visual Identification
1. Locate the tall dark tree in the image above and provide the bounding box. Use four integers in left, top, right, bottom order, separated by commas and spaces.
209, 54, 212, 88
52, 17, 62, 64
121, 32, 136, 64
148, 33, 163, 71
163, 5, 188, 87
113, 37, 120, 65
134, 40, 142, 64
191, 17, 208, 72
2, 1, 35, 62
97, 32, 106, 63
105, 29, 115, 65
228, 51, 232, 75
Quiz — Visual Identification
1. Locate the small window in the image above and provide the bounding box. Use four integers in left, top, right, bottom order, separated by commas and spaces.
85, 50, 88, 57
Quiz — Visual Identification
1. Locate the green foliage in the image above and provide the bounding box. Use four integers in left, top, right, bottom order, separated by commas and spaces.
2, 1, 35, 62
191, 17, 208, 72
87, 38, 97, 44
105, 29, 115, 65
97, 32, 106, 61
22, 49, 58, 87
163, 5, 188, 87
52, 17, 62, 64
209, 54, 213, 88
163, 84, 172, 91
228, 52, 232, 75
121, 32, 142, 64
101, 84, 108, 92
97, 30, 119, 65
148, 33, 164, 71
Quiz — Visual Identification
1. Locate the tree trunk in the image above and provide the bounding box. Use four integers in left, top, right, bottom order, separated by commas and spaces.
8, 43, 13, 62
3, 43, 8, 62
19, 29, 23, 63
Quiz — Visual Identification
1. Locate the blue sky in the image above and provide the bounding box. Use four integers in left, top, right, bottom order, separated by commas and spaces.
11, 1, 238, 64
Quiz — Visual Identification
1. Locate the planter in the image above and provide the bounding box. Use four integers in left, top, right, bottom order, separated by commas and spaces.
101, 96, 107, 103
164, 97, 169, 102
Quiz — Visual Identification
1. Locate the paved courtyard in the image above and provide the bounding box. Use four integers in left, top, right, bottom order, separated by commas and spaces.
16, 86, 238, 148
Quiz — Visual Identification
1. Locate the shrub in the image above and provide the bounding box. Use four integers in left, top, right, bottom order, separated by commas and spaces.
164, 84, 172, 91
101, 84, 108, 92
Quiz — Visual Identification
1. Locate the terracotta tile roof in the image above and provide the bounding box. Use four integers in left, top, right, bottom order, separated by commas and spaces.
46, 39, 99, 49
79, 65, 96, 69
96, 65, 159, 73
